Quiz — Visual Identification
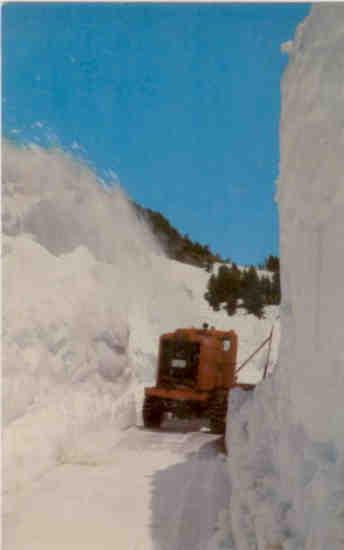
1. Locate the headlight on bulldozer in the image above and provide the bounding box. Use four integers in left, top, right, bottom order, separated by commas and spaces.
171, 358, 187, 368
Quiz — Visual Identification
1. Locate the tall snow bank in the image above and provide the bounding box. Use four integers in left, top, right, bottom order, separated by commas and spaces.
225, 6, 344, 550
2, 142, 162, 491
3, 234, 138, 491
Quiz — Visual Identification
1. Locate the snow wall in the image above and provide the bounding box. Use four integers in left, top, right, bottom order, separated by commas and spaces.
225, 6, 344, 550
2, 142, 158, 491
2, 141, 279, 494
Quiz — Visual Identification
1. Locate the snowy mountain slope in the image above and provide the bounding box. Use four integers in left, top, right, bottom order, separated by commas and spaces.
2, 141, 279, 498
224, 6, 344, 550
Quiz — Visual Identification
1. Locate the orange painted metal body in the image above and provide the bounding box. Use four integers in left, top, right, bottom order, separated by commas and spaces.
145, 327, 238, 402
146, 387, 209, 402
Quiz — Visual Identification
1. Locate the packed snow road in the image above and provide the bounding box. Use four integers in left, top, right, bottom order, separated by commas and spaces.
4, 419, 230, 550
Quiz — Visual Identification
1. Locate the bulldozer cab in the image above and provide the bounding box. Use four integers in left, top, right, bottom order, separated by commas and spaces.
156, 326, 238, 391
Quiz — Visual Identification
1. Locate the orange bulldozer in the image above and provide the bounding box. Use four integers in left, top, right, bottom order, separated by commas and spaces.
143, 323, 256, 433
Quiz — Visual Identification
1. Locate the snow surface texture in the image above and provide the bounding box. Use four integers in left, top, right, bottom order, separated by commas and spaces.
225, 6, 344, 550
3, 141, 279, 497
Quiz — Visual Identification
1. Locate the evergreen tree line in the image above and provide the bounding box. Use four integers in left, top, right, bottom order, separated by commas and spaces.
133, 202, 223, 267
204, 256, 281, 318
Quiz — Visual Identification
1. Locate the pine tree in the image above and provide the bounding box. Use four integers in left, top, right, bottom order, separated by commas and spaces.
216, 265, 233, 304
265, 255, 280, 272
204, 259, 280, 318
224, 264, 241, 315
204, 274, 220, 311
226, 296, 237, 316
241, 266, 264, 318
271, 269, 281, 304
260, 275, 273, 305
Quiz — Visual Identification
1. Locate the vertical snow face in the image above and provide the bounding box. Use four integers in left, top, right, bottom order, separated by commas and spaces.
226, 6, 344, 550
2, 142, 167, 491
278, 4, 344, 444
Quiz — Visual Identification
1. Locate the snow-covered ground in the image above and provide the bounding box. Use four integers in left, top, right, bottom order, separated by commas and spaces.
4, 6, 343, 549
223, 6, 344, 550
4, 421, 230, 550
2, 140, 279, 549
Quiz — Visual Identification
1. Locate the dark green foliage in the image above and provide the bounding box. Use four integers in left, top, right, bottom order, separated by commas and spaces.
226, 296, 237, 316
259, 275, 273, 305
204, 257, 281, 318
204, 274, 221, 311
258, 271, 281, 306
204, 264, 241, 316
264, 255, 280, 272
216, 266, 234, 303
224, 264, 241, 311
262, 256, 281, 305
133, 202, 223, 268
241, 267, 264, 318
271, 269, 281, 305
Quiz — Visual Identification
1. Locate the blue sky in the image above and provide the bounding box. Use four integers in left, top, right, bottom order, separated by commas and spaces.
2, 3, 309, 265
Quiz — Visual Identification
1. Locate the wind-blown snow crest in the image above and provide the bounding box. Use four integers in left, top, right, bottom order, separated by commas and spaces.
225, 6, 344, 550
3, 142, 279, 494
3, 142, 162, 263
